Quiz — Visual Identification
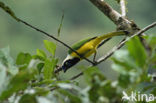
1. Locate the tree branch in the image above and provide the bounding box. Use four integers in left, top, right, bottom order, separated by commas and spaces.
0, 0, 153, 78
89, 0, 131, 28
0, 2, 95, 70
90, 0, 120, 25
70, 72, 83, 80
120, 0, 126, 17
18, 19, 95, 66
97, 22, 156, 63
70, 22, 156, 80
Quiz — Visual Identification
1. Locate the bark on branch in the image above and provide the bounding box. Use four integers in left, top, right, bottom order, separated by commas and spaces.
90, 0, 121, 25
89, 0, 132, 31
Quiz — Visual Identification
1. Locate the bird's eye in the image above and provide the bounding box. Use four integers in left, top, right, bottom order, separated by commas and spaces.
65, 61, 72, 67
65, 62, 68, 65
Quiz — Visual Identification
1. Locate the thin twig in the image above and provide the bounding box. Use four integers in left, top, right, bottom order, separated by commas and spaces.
70, 22, 156, 80
120, 0, 126, 17
19, 19, 95, 66
1, 2, 94, 66
50, 87, 58, 91
70, 72, 83, 80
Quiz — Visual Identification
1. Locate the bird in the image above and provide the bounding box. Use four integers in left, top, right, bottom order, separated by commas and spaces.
60, 31, 128, 72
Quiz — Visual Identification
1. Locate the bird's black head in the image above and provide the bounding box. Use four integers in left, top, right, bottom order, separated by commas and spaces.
62, 57, 80, 73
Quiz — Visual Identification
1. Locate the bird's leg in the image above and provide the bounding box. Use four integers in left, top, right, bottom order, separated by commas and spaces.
93, 51, 97, 63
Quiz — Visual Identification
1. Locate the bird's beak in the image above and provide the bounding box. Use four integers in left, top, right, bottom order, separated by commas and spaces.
62, 65, 67, 73
61, 57, 80, 73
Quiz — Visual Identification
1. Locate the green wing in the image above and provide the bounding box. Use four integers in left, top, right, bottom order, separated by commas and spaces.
68, 37, 96, 54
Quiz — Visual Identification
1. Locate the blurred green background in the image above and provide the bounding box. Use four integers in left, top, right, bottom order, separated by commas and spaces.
0, 0, 156, 86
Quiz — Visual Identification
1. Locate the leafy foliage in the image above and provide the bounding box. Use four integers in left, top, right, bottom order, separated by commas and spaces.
126, 37, 147, 67
43, 40, 56, 56
0, 1, 156, 103
0, 35, 155, 103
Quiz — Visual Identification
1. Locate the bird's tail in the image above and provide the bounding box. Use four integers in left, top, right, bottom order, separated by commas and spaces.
97, 31, 129, 41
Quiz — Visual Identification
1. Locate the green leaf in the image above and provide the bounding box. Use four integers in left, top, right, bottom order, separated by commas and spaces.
0, 62, 7, 93
36, 49, 47, 59
0, 2, 19, 21
88, 83, 100, 102
126, 36, 147, 68
34, 87, 49, 96
43, 58, 58, 79
37, 63, 44, 74
88, 80, 117, 102
19, 94, 37, 103
136, 82, 156, 95
99, 81, 117, 99
16, 52, 32, 66
0, 69, 35, 101
57, 12, 64, 37
57, 83, 80, 91
115, 0, 120, 3
118, 74, 130, 88
111, 50, 139, 73
112, 50, 142, 86
58, 89, 82, 103
0, 47, 18, 75
32, 79, 55, 87
145, 34, 156, 48
150, 52, 156, 64
83, 66, 106, 84
43, 40, 56, 56
151, 87, 156, 96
